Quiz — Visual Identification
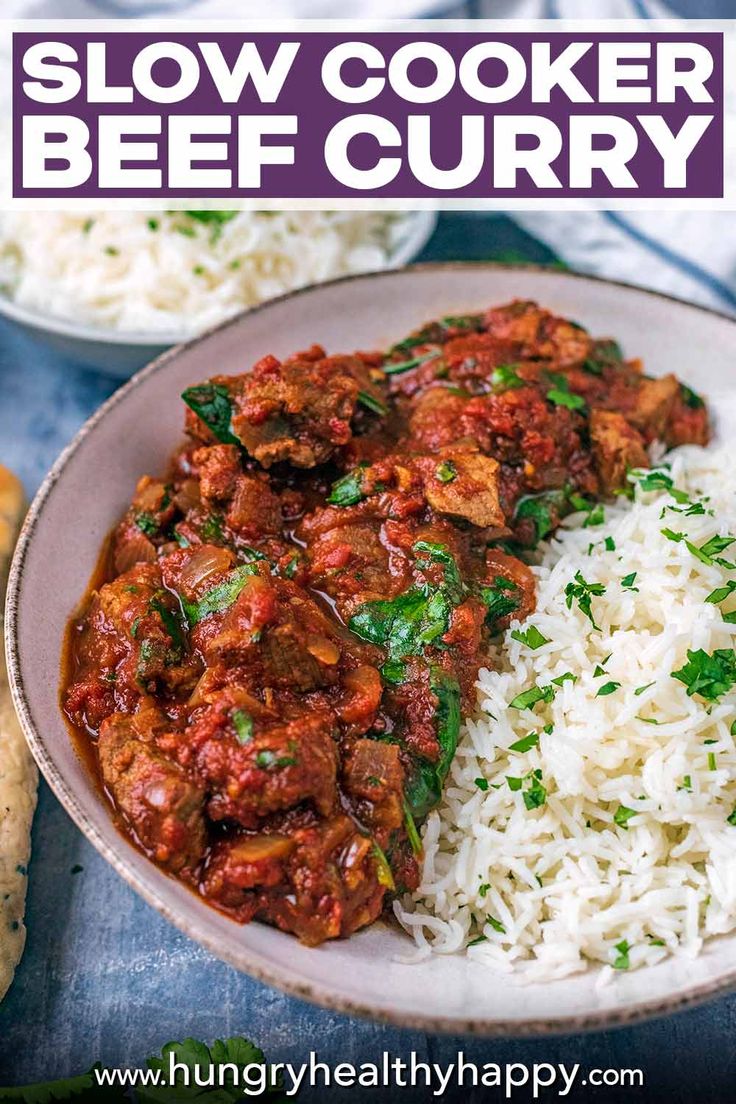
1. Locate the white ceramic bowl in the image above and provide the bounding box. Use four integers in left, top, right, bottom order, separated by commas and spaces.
0, 210, 437, 378
8, 264, 736, 1035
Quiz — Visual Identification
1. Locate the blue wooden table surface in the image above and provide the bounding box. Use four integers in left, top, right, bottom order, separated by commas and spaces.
1, 215, 734, 1102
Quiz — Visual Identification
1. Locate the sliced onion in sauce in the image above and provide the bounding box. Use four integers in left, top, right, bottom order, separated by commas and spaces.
178, 545, 234, 593
173, 479, 201, 512
113, 532, 156, 574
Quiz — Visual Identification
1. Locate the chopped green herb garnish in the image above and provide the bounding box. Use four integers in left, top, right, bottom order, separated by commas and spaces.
357, 390, 387, 416
523, 770, 547, 810
708, 751, 717, 771
551, 672, 576, 687
491, 364, 524, 391
478, 883, 490, 898
147, 217, 160, 231
634, 682, 655, 696
597, 681, 621, 697
487, 916, 506, 934
475, 777, 489, 792
435, 460, 457, 483
200, 513, 224, 543
672, 648, 736, 702
637, 469, 689, 504
604, 536, 616, 551
564, 571, 606, 629
232, 710, 253, 745
546, 379, 586, 412
681, 383, 704, 409
514, 488, 568, 545
255, 747, 298, 770
135, 512, 158, 537
506, 775, 523, 791
383, 352, 435, 376
371, 841, 395, 890
621, 572, 638, 590
613, 939, 630, 970
467, 934, 488, 947
327, 466, 366, 507
679, 775, 693, 792
508, 732, 540, 753
508, 685, 555, 710
706, 581, 736, 604
184, 210, 238, 227
614, 805, 637, 829
728, 806, 736, 827
510, 625, 549, 650
403, 670, 461, 820
403, 802, 423, 855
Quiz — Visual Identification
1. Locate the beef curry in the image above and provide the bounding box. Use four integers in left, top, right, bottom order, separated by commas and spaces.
63, 299, 709, 945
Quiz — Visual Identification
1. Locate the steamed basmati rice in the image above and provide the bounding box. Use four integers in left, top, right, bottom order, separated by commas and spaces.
0, 210, 414, 335
396, 444, 736, 982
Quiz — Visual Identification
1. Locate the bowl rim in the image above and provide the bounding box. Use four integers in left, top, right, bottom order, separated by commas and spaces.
8, 260, 736, 1038
0, 210, 438, 348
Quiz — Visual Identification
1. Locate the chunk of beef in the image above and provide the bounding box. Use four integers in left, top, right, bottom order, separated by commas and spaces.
202, 834, 296, 916
194, 444, 241, 504
483, 300, 593, 366
342, 737, 404, 833
589, 410, 648, 494
65, 563, 194, 731
416, 448, 505, 530
183, 703, 339, 827
265, 815, 387, 944
203, 814, 386, 943
189, 346, 386, 469
192, 571, 369, 695
98, 713, 206, 875
112, 476, 176, 574
627, 374, 681, 442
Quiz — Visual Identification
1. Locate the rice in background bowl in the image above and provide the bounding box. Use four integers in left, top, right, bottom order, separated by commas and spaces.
0, 210, 421, 337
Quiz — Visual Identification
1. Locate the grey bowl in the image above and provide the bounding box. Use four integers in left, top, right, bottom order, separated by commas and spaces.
8, 263, 736, 1035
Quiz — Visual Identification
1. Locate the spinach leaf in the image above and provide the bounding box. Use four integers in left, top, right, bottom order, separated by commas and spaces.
149, 594, 185, 660
583, 338, 622, 376
514, 488, 568, 544
327, 466, 366, 507
413, 540, 465, 602
181, 564, 259, 626
181, 382, 239, 445
681, 383, 704, 409
349, 542, 465, 671
404, 670, 461, 819
478, 576, 520, 626
357, 390, 388, 416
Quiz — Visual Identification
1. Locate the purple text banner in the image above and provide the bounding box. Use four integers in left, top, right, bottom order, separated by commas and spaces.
8, 25, 725, 203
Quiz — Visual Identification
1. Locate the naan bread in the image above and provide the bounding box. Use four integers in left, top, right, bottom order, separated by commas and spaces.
0, 467, 36, 1002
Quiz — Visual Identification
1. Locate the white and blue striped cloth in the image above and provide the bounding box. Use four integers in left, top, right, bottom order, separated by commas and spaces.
7, 0, 735, 314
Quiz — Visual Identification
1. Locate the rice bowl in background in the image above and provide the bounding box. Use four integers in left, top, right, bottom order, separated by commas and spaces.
0, 209, 436, 375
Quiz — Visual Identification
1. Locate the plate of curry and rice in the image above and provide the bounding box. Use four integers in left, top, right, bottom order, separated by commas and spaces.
7, 262, 736, 1034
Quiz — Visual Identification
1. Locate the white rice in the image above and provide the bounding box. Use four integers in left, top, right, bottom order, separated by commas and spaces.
0, 210, 414, 336
396, 444, 736, 981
